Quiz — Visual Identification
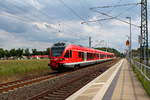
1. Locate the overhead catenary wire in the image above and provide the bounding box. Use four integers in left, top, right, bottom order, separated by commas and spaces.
107, 0, 123, 13
17, 0, 88, 41
57, 0, 102, 40
82, 4, 139, 24
0, 10, 62, 33
28, 0, 86, 42
90, 2, 141, 9
89, 0, 124, 26
0, 11, 31, 23
28, 0, 87, 41
0, 2, 42, 23
3, 0, 97, 40
81, 18, 114, 24
85, 1, 141, 28
58, 0, 86, 22
1, 0, 141, 45
0, 0, 83, 37
58, 0, 99, 27
0, 0, 67, 33
89, 9, 140, 28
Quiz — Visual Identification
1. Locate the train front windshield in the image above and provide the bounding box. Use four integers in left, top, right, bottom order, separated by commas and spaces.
51, 47, 65, 57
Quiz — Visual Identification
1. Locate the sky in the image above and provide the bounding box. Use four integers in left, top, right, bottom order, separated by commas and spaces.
0, 0, 150, 52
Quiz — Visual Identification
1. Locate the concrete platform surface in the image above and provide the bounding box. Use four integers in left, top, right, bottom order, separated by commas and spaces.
111, 59, 150, 100
66, 59, 123, 100
66, 59, 150, 100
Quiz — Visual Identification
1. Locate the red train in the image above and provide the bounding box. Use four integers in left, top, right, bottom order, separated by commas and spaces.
49, 43, 115, 71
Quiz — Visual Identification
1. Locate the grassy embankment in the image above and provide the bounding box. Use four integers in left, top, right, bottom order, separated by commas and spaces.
0, 59, 51, 83
132, 64, 150, 96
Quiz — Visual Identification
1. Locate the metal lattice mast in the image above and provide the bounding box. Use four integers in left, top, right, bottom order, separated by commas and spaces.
140, 0, 149, 65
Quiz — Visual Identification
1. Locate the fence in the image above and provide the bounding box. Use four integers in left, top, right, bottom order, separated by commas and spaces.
131, 59, 150, 82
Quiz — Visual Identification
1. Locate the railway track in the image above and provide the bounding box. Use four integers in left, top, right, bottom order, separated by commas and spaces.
0, 59, 119, 100
0, 71, 68, 93
28, 60, 118, 100
29, 71, 105, 100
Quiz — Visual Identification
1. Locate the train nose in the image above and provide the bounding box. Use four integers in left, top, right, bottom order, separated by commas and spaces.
50, 58, 60, 69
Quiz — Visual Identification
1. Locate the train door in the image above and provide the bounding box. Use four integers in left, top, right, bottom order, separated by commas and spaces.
99, 54, 101, 59
84, 52, 87, 61
78, 52, 84, 61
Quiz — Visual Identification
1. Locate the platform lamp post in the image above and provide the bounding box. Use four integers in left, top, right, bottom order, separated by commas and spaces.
126, 17, 132, 64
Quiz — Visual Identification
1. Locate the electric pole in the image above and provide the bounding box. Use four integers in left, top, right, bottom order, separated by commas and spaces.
126, 17, 132, 63
89, 36, 91, 48
140, 0, 149, 65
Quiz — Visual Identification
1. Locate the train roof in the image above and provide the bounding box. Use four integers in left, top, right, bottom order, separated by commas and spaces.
51, 43, 114, 55
66, 44, 114, 55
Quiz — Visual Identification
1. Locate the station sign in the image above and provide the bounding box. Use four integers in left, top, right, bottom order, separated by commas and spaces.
126, 40, 130, 46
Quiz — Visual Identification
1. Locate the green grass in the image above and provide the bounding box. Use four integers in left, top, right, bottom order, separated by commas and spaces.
133, 58, 140, 62
132, 65, 150, 96
0, 59, 50, 81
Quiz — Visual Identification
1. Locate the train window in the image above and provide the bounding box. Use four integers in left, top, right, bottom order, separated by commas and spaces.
100, 54, 106, 59
70, 50, 72, 58
87, 53, 89, 60
78, 52, 84, 60
78, 52, 83, 57
64, 50, 69, 58
51, 47, 65, 57
92, 53, 94, 59
87, 53, 94, 60
96, 54, 99, 59
78, 52, 81, 58
100, 54, 102, 58
103, 55, 106, 58
87, 53, 90, 60
64, 50, 72, 58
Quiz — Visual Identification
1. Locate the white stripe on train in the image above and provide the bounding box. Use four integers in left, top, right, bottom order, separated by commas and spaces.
63, 58, 114, 68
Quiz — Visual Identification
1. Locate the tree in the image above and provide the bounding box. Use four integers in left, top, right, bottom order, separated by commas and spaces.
16, 48, 23, 57
10, 49, 17, 57
32, 49, 37, 55
46, 48, 50, 55
0, 48, 5, 58
5, 50, 10, 58
24, 48, 30, 56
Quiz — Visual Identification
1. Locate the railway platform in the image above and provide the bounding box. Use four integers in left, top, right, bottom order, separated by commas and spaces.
66, 59, 150, 100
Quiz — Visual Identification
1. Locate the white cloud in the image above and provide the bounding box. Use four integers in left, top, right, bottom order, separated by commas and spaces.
0, 11, 30, 23
90, 16, 99, 21
1, 0, 150, 52
110, 20, 128, 27
0, 15, 141, 52
0, 29, 51, 50
0, 30, 15, 40
32, 22, 50, 30
25, 0, 43, 10
32, 21, 61, 33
